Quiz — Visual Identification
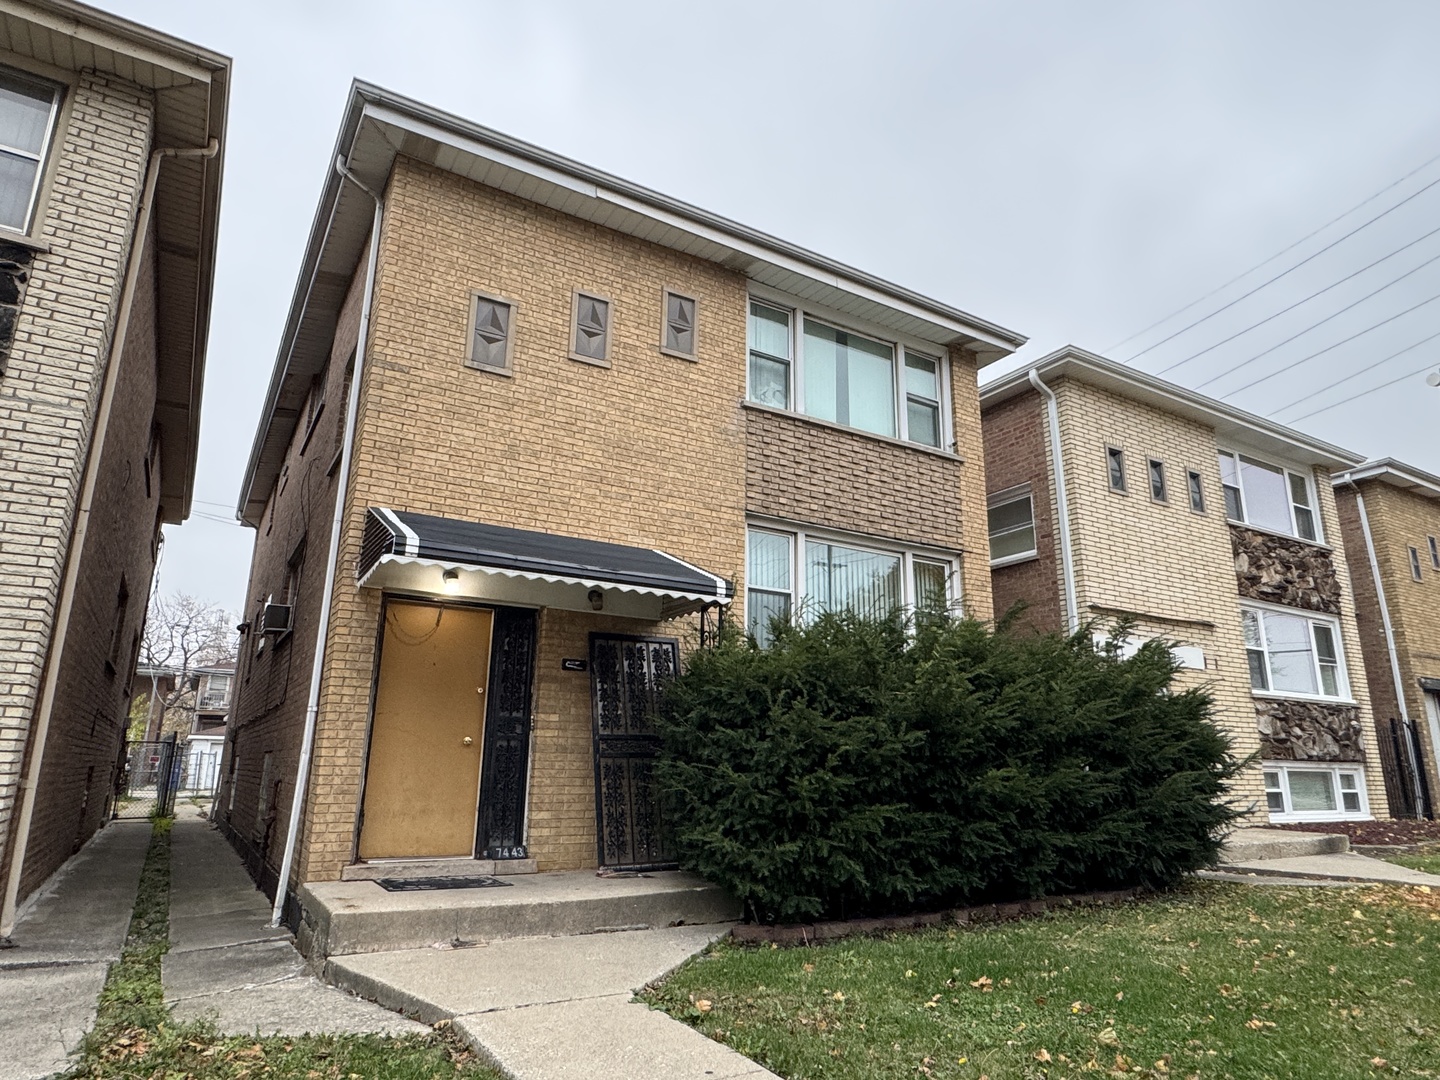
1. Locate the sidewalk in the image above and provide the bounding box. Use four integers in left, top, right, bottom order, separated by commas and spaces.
1218, 849, 1440, 886
162, 811, 424, 1036
0, 820, 150, 1080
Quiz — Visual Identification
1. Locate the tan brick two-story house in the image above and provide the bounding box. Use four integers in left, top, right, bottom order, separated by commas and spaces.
0, 0, 227, 939
981, 347, 1385, 825
1333, 458, 1440, 819
222, 82, 1025, 922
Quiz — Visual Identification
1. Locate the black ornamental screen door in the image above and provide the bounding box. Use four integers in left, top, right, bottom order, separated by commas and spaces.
475, 607, 537, 861
590, 634, 679, 870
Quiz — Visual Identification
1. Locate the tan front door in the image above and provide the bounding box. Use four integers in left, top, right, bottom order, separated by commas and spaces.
358, 600, 494, 860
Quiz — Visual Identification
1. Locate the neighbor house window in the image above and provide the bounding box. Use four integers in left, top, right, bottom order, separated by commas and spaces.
1263, 764, 1367, 820
988, 488, 1037, 566
745, 524, 954, 644
660, 289, 697, 360
1187, 469, 1205, 513
1241, 605, 1347, 699
0, 67, 60, 234
1106, 446, 1126, 492
199, 674, 232, 710
1217, 450, 1320, 541
745, 297, 949, 448
1410, 546, 1424, 582
466, 291, 516, 371
570, 290, 610, 365
1148, 459, 1167, 502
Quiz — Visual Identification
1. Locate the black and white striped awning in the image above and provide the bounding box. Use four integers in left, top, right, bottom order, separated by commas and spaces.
357, 508, 731, 618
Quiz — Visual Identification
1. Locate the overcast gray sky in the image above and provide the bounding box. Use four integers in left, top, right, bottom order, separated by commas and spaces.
108, 0, 1440, 614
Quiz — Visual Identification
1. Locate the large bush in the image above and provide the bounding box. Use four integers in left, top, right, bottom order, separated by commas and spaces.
654, 612, 1243, 924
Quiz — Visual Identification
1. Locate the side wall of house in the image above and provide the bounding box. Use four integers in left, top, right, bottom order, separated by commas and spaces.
980, 388, 1063, 633
0, 71, 155, 897
1050, 377, 1267, 814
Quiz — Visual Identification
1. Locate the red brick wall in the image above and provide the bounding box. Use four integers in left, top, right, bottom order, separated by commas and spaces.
981, 388, 1062, 633
19, 233, 163, 896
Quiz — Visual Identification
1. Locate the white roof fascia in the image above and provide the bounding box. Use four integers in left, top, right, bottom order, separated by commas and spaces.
1333, 458, 1440, 500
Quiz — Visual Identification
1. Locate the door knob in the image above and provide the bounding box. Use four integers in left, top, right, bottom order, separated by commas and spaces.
462, 736, 474, 746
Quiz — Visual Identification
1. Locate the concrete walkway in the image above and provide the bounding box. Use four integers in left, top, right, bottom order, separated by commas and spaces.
1219, 849, 1440, 886
0, 820, 150, 1080
162, 812, 425, 1036
326, 926, 778, 1079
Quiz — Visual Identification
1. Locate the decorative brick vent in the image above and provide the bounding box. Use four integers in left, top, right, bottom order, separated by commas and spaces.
1256, 697, 1365, 762
1231, 526, 1341, 613
0, 242, 33, 375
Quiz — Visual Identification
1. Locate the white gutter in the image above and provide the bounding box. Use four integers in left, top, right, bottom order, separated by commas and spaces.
1347, 481, 1425, 814
1, 139, 220, 942
269, 157, 382, 927
1029, 369, 1079, 633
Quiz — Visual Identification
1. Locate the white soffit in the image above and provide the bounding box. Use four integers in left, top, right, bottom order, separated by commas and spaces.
1333, 457, 1440, 500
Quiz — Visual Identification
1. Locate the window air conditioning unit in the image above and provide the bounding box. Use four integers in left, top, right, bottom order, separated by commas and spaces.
261, 601, 293, 635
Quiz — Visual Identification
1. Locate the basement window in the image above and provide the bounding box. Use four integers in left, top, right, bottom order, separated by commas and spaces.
1263, 764, 1367, 821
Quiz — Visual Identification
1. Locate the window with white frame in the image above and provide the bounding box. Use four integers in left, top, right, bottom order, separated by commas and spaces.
745, 298, 949, 448
987, 489, 1036, 566
1241, 605, 1347, 699
745, 525, 954, 644
0, 67, 61, 234
1263, 763, 1367, 820
1218, 450, 1319, 541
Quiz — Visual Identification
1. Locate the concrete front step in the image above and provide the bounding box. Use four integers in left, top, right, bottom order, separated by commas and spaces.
1219, 827, 1349, 862
340, 857, 538, 881
296, 869, 741, 959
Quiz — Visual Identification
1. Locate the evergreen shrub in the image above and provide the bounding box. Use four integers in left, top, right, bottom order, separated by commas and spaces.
654, 611, 1243, 924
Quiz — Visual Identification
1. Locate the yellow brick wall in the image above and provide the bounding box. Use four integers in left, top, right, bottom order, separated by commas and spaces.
1051, 378, 1267, 816
1352, 481, 1440, 796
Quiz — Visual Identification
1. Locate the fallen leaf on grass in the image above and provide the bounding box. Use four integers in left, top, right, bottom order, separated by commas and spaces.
970, 975, 993, 991
1036, 1048, 1053, 1062
696, 999, 713, 1013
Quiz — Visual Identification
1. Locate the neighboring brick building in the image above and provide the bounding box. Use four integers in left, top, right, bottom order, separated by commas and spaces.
222, 82, 1025, 920
1333, 459, 1440, 819
982, 347, 1385, 825
0, 1, 227, 937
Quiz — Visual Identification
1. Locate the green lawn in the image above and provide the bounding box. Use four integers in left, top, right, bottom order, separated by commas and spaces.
67, 818, 502, 1080
1381, 851, 1440, 876
644, 883, 1440, 1080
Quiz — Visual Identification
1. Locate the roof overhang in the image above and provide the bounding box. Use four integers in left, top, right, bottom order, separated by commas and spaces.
0, 0, 230, 523
1332, 457, 1440, 501
358, 508, 732, 620
981, 346, 1365, 471
236, 80, 1026, 525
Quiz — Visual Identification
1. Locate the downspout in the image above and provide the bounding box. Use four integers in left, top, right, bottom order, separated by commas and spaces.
1, 140, 220, 942
1346, 479, 1424, 815
269, 158, 383, 928
1029, 369, 1079, 633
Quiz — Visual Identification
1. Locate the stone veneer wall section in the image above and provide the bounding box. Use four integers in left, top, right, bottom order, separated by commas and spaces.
981, 387, 1063, 633
1336, 480, 1440, 806
0, 72, 156, 892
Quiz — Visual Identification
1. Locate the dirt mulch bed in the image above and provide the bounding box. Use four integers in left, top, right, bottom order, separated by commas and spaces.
1272, 819, 1440, 846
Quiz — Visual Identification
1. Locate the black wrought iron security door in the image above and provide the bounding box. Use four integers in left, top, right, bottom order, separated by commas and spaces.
476, 607, 537, 860
591, 634, 679, 870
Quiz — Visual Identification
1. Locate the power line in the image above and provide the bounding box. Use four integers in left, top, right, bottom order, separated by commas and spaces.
1212, 288, 1440, 400
1269, 328, 1440, 417
1154, 223, 1440, 376
1120, 168, 1440, 364
1282, 359, 1439, 424
1106, 146, 1440, 354
1191, 249, 1440, 391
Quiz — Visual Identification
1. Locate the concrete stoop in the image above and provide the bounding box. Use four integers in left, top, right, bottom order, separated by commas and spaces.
296, 869, 742, 959
1218, 827, 1349, 863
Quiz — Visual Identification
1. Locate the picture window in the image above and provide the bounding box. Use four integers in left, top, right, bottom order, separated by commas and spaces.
1264, 764, 1366, 820
1218, 450, 1320, 542
1242, 605, 1347, 700
0, 66, 61, 234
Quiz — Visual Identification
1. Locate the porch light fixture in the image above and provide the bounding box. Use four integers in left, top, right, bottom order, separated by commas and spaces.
587, 588, 604, 611
442, 568, 461, 594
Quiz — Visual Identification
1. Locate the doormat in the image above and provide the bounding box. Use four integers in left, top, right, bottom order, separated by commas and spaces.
375, 876, 514, 892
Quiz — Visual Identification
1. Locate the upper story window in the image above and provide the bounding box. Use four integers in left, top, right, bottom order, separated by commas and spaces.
199, 674, 232, 710
1106, 446, 1126, 493
745, 524, 954, 646
1429, 536, 1439, 570
466, 291, 516, 372
0, 67, 61, 234
1218, 450, 1319, 541
570, 290, 611, 366
745, 298, 948, 449
661, 288, 697, 360
1148, 459, 1167, 503
1242, 604, 1348, 701
1186, 469, 1205, 513
988, 488, 1037, 566
1409, 546, 1424, 582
